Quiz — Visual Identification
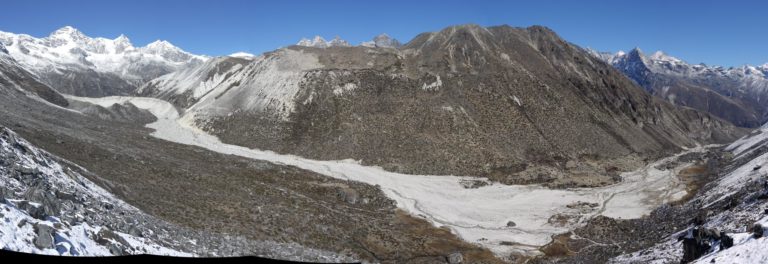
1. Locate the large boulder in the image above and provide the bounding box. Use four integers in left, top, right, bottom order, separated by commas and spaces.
720, 233, 734, 250
17, 200, 47, 220
94, 228, 132, 255
33, 223, 55, 249
447, 252, 463, 264
337, 187, 359, 204
753, 223, 764, 238
681, 226, 722, 263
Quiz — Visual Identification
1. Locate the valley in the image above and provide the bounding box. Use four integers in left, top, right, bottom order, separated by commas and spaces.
0, 18, 767, 264
66, 94, 715, 258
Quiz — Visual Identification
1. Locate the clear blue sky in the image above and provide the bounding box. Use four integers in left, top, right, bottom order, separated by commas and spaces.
1, 0, 766, 67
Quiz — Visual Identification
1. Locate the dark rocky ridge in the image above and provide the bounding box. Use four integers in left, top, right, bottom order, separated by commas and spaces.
192, 24, 745, 186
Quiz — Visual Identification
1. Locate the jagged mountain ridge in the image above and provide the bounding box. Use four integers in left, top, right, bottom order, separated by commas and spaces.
140, 24, 744, 186
0, 26, 207, 97
297, 33, 401, 49
592, 48, 768, 127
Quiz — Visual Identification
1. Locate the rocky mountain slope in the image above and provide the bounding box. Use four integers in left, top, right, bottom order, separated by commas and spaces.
0, 26, 207, 97
0, 126, 192, 256
521, 122, 768, 263
609, 123, 768, 263
592, 48, 768, 128
139, 24, 744, 187
0, 124, 360, 261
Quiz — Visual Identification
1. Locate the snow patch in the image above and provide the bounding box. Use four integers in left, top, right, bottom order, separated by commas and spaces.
228, 52, 255, 59
333, 83, 357, 95
422, 75, 442, 91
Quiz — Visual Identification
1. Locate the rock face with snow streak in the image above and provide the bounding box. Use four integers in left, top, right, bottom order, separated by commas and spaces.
0, 26, 207, 97
592, 48, 768, 128
142, 24, 744, 186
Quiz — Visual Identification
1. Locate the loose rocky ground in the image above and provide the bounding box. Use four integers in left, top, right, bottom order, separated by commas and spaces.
530, 127, 768, 263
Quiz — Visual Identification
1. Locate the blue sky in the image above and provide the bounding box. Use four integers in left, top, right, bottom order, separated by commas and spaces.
1, 0, 766, 67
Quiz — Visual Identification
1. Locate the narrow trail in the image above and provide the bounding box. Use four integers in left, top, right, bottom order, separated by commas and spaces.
66, 95, 705, 257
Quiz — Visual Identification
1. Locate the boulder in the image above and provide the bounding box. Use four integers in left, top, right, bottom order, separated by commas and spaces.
720, 233, 734, 250
506, 221, 516, 227
753, 223, 764, 238
14, 164, 38, 175
17, 219, 27, 228
33, 223, 55, 249
337, 187, 359, 204
17, 200, 47, 220
95, 228, 131, 249
55, 190, 76, 201
681, 227, 718, 263
447, 252, 463, 264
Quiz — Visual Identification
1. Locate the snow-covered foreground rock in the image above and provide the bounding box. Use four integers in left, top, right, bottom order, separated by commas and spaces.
67, 95, 705, 257
0, 123, 353, 261
611, 124, 768, 263
0, 127, 192, 256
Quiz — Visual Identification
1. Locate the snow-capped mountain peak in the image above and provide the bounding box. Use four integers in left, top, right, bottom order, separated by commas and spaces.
228, 51, 255, 58
328, 36, 350, 47
361, 33, 401, 48
649, 50, 683, 64
113, 34, 133, 53
114, 34, 131, 45
297, 36, 328, 48
48, 26, 86, 40
312, 36, 327, 46
0, 26, 207, 96
143, 40, 187, 55
296, 35, 351, 48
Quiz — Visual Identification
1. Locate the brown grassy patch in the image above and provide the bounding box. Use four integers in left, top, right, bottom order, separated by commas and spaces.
674, 164, 709, 205
539, 233, 576, 257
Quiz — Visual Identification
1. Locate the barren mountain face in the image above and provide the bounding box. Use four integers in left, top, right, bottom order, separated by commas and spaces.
142, 25, 744, 187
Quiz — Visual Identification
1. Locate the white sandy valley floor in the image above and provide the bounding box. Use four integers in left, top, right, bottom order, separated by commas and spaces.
66, 95, 700, 257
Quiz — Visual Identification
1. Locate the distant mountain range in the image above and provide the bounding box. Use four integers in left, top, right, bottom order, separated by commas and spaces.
0, 26, 207, 96
591, 48, 768, 127
296, 33, 401, 49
